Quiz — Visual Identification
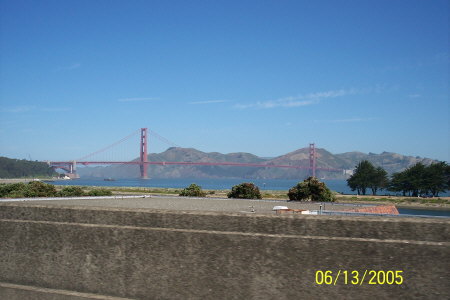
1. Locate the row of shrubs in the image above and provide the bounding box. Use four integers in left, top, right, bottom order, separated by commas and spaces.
0, 181, 112, 198
0, 178, 335, 202
179, 177, 336, 202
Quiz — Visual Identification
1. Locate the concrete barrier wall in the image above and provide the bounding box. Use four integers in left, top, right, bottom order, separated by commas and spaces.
1, 203, 449, 299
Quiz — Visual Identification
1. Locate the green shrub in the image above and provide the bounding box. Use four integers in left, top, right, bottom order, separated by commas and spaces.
0, 181, 57, 198
24, 181, 58, 197
87, 189, 113, 196
227, 182, 262, 199
288, 177, 335, 202
0, 183, 26, 198
179, 184, 206, 197
59, 186, 85, 197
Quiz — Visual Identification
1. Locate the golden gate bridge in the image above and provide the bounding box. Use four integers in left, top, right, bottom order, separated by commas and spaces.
47, 128, 343, 179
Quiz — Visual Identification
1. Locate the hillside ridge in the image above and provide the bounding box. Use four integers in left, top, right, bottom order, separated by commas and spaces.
77, 147, 439, 179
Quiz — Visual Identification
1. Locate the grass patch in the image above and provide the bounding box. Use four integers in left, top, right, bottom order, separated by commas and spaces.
262, 192, 289, 200
420, 198, 448, 204
47, 185, 449, 206
55, 186, 182, 196
334, 194, 450, 206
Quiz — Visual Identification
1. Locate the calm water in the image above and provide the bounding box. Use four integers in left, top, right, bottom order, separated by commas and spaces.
397, 208, 450, 217
50, 178, 449, 217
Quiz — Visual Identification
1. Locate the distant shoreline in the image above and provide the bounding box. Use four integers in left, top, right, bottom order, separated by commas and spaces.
0, 178, 55, 183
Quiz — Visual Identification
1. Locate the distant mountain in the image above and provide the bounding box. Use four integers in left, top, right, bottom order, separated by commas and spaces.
335, 151, 437, 175
78, 147, 266, 179
252, 148, 351, 179
77, 147, 440, 180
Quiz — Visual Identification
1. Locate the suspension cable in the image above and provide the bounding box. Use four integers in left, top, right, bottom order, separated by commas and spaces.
148, 129, 180, 148
76, 129, 140, 161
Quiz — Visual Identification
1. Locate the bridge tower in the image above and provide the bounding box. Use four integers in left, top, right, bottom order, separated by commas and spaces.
309, 143, 316, 178
69, 161, 75, 174
140, 128, 148, 179
68, 160, 79, 179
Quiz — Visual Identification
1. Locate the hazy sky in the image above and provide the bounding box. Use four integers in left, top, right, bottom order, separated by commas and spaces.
0, 0, 448, 162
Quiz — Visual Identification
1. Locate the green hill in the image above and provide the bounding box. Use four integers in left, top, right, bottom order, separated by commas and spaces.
0, 157, 57, 178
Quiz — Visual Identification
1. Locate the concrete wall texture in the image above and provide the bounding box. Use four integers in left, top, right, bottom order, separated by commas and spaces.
0, 202, 449, 299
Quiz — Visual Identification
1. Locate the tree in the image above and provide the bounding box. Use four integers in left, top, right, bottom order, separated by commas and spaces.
179, 183, 206, 197
369, 167, 388, 196
404, 162, 427, 197
288, 177, 335, 202
388, 161, 449, 197
423, 162, 449, 197
347, 160, 375, 195
389, 171, 409, 196
346, 161, 388, 196
446, 164, 450, 190
227, 182, 261, 199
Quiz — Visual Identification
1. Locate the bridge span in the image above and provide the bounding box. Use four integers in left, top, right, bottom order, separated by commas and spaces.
47, 128, 345, 179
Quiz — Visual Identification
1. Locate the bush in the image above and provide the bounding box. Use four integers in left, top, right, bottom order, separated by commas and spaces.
227, 182, 262, 199
0, 182, 114, 199
0, 183, 27, 198
0, 181, 57, 198
288, 177, 335, 202
24, 181, 58, 197
59, 186, 85, 197
87, 189, 113, 196
179, 184, 206, 197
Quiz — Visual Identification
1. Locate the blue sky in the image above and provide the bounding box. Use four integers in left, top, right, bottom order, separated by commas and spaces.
0, 0, 448, 162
